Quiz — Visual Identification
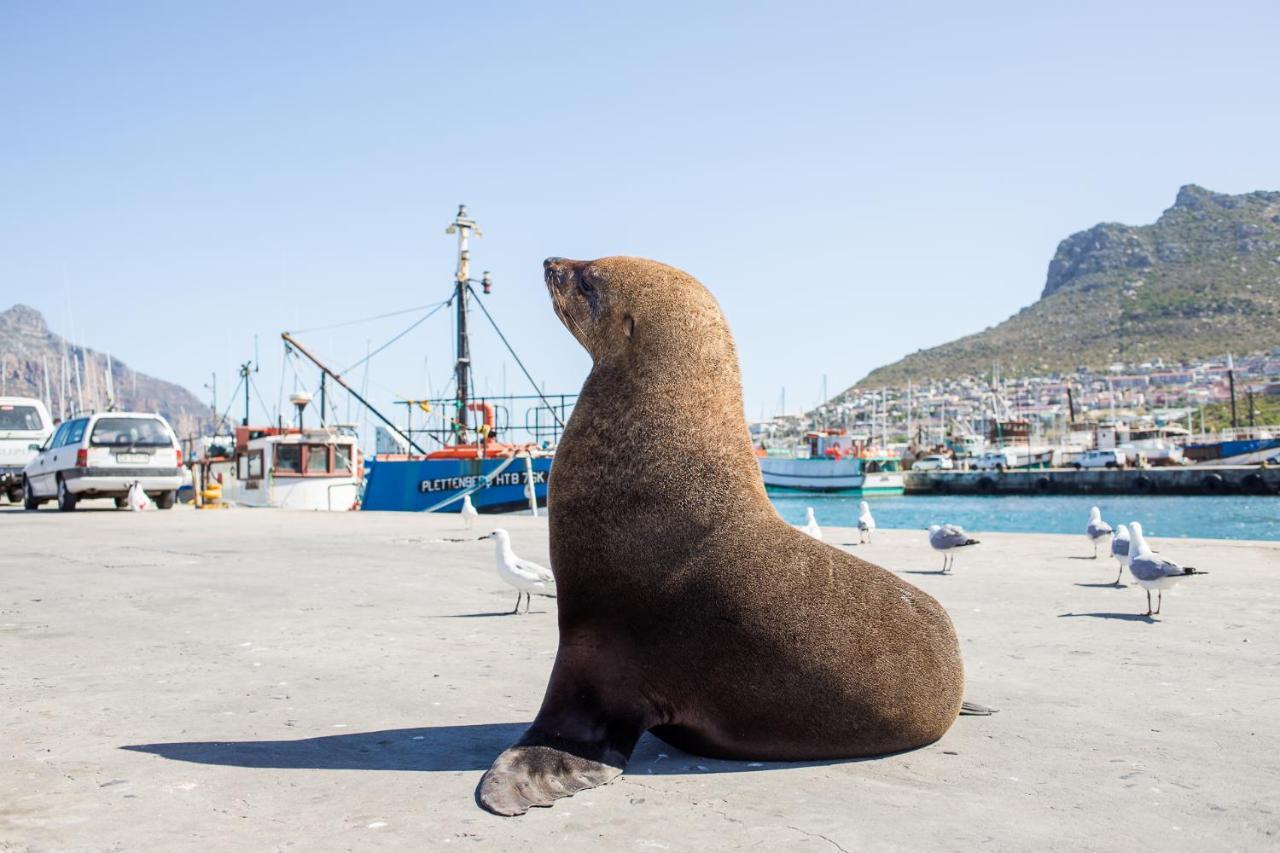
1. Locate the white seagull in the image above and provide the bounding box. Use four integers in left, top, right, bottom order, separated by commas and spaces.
1110, 523, 1131, 585
1086, 506, 1114, 558
460, 493, 479, 529
796, 507, 823, 541
482, 528, 556, 614
857, 501, 876, 544
1126, 521, 1206, 616
928, 524, 980, 573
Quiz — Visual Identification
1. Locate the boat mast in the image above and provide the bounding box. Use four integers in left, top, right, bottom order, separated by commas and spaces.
447, 205, 481, 444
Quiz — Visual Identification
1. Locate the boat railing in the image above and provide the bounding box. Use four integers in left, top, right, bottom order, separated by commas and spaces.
394, 393, 577, 450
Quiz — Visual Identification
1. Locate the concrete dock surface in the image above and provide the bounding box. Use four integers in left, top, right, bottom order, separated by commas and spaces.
2, 504, 1278, 852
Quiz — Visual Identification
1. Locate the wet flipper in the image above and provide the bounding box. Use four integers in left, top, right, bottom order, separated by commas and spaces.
476, 654, 650, 816
476, 736, 627, 816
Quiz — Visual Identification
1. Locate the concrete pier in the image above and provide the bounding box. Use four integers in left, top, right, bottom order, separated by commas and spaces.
906, 464, 1280, 495
2, 504, 1278, 851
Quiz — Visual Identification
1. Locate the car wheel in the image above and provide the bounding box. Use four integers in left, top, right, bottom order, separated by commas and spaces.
23, 478, 40, 511
1071, 463, 1082, 470
156, 490, 176, 510
7, 487, 22, 504
114, 497, 129, 509
57, 477, 78, 512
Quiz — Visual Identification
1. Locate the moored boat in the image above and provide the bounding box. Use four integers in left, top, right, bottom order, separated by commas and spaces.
283, 206, 572, 513
758, 430, 904, 493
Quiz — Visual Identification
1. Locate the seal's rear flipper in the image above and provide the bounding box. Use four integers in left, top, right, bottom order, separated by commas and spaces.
959, 701, 997, 716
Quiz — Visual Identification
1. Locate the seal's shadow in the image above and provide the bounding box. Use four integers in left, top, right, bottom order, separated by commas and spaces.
122, 727, 841, 775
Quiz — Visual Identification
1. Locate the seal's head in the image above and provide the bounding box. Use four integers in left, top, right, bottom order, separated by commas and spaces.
543, 256, 730, 368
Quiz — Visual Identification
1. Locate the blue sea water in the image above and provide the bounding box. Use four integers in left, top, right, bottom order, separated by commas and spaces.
768, 492, 1280, 542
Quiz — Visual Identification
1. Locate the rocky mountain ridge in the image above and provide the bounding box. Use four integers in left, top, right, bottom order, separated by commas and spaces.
850, 185, 1280, 391
0, 304, 211, 437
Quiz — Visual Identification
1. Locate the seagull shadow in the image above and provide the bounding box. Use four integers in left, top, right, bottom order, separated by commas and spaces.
901, 570, 949, 576
1073, 582, 1128, 589
1066, 556, 1099, 561
121, 727, 852, 775
1058, 612, 1156, 623
442, 611, 520, 618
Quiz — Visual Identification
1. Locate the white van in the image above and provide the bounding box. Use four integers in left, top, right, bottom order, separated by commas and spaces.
23, 412, 183, 510
0, 397, 53, 503
973, 449, 1017, 471
1071, 449, 1127, 470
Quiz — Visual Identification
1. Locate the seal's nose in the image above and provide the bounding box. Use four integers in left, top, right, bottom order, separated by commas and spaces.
544, 257, 571, 289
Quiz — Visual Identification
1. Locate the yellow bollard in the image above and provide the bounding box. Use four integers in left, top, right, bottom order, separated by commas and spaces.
200, 481, 224, 509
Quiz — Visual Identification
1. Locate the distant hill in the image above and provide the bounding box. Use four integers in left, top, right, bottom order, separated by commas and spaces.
0, 304, 211, 437
851, 185, 1280, 390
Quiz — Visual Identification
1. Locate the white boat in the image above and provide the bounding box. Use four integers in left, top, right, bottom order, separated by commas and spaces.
229, 426, 363, 510
758, 430, 904, 493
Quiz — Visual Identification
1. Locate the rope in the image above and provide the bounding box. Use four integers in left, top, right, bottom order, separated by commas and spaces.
419, 451, 524, 513
248, 375, 274, 425
287, 302, 447, 335
338, 300, 450, 376
467, 284, 565, 428
215, 374, 246, 433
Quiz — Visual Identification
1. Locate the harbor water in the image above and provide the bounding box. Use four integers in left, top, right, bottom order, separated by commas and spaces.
769, 492, 1280, 541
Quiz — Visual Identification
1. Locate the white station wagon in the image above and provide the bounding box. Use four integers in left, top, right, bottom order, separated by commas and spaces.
23, 412, 184, 511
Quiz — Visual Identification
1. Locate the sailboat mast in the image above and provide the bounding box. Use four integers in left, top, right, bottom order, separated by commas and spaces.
447, 205, 480, 444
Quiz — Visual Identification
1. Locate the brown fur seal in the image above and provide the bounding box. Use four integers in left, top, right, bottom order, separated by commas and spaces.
476, 256, 966, 816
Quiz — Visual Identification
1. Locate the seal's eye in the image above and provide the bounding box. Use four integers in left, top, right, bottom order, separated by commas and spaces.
577, 277, 595, 296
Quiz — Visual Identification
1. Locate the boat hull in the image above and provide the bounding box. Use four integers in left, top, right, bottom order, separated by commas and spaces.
1186, 437, 1280, 467
758, 458, 904, 494
361, 455, 552, 512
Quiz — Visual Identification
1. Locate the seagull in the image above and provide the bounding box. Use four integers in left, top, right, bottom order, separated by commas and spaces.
1127, 521, 1207, 616
857, 501, 876, 544
795, 507, 823, 541
1086, 506, 1113, 558
482, 528, 556, 614
1110, 523, 1131, 585
928, 524, 979, 573
460, 493, 479, 529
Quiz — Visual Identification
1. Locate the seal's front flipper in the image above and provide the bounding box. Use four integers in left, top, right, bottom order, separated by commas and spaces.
476, 738, 627, 816
959, 701, 998, 716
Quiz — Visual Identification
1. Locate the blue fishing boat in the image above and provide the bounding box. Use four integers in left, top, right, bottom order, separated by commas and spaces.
285, 206, 574, 513
1184, 431, 1280, 466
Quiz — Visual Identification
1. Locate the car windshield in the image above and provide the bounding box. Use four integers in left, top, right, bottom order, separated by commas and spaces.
89, 417, 173, 448
0, 405, 44, 432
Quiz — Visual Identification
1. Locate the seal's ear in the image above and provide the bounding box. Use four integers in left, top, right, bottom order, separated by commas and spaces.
623, 314, 635, 339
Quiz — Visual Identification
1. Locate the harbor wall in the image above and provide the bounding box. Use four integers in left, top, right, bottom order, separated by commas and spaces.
904, 465, 1280, 495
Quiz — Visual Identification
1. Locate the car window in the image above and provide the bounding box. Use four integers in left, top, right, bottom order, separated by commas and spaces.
63, 419, 88, 447
48, 422, 70, 449
89, 417, 173, 448
0, 404, 45, 432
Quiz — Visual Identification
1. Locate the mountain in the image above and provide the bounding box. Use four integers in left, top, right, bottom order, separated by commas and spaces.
0, 304, 211, 437
851, 185, 1280, 389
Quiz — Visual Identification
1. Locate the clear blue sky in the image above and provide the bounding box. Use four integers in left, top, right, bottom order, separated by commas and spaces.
3, 1, 1278, 426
